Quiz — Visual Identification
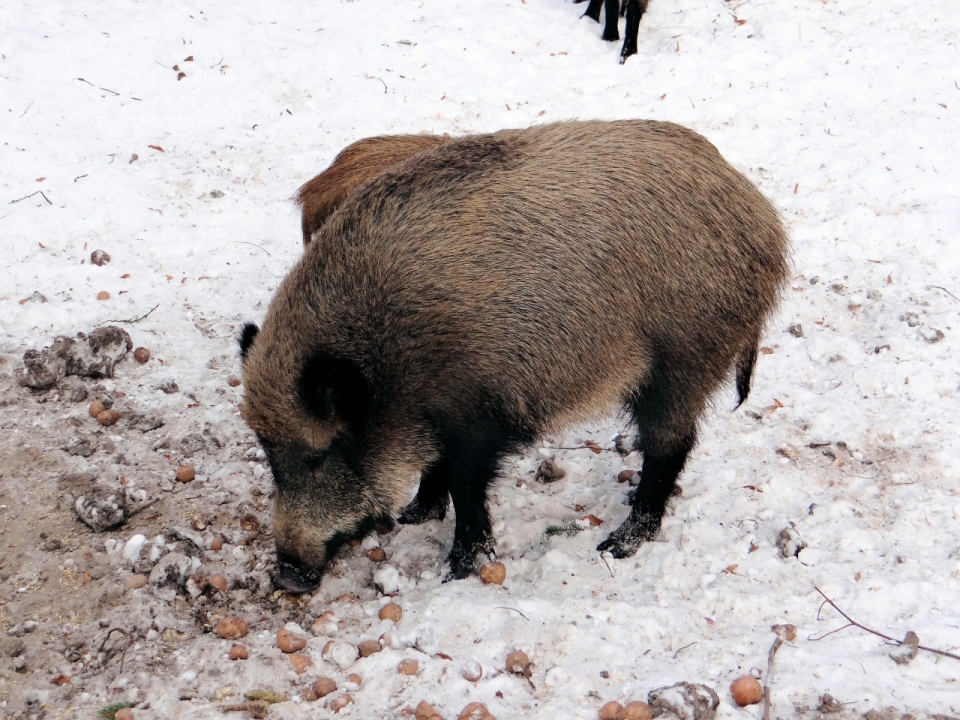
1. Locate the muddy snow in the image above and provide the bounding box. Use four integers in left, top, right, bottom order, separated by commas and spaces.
1, 0, 959, 719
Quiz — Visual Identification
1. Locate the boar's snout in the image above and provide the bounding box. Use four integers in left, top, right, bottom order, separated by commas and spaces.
274, 552, 322, 594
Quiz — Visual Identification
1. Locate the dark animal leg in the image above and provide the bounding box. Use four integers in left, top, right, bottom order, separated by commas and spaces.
602, 0, 620, 41
619, 0, 648, 63
598, 362, 698, 557
581, 0, 603, 22
441, 420, 526, 581
397, 458, 449, 525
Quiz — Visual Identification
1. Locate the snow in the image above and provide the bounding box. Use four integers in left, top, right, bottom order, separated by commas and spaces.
2, 0, 959, 718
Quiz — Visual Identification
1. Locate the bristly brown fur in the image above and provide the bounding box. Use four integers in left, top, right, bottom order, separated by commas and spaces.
242, 120, 790, 589
295, 134, 449, 246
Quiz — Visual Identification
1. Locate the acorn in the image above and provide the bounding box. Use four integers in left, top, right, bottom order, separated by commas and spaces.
730, 675, 763, 706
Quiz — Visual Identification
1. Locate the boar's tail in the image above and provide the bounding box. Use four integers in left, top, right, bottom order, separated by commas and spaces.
734, 334, 760, 409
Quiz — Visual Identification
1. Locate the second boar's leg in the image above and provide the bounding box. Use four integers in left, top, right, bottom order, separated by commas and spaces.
397, 461, 449, 524
442, 419, 529, 581
598, 360, 700, 557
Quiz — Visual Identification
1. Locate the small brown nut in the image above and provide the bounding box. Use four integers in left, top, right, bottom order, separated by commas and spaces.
210, 536, 224, 552
478, 561, 506, 585
191, 512, 207, 531
277, 627, 307, 653
90, 249, 111, 266
335, 593, 358, 603
345, 673, 362, 687
379, 632, 400, 649
227, 376, 241, 387
209, 574, 228, 592
300, 688, 319, 702
289, 653, 312, 674
313, 677, 337, 697
177, 71, 186, 81
96, 409, 119, 426
114, 709, 133, 720
730, 675, 763, 706
133, 347, 150, 363
599, 701, 623, 720
617, 469, 637, 483
366, 547, 387, 562
229, 644, 248, 660
124, 574, 148, 591
379, 602, 402, 622
358, 639, 382, 657
214, 616, 248, 640
397, 658, 419, 675
505, 650, 530, 675
329, 694, 353, 713
460, 660, 482, 683
617, 701, 652, 720
89, 400, 106, 418
415, 701, 440, 720
175, 465, 196, 483
459, 701, 491, 720
96, 291, 110, 301
347, 538, 362, 548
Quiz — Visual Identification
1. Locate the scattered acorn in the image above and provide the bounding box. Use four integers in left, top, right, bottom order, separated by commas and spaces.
505, 650, 530, 675
229, 645, 248, 660
479, 561, 506, 585
313, 677, 336, 697
617, 469, 637, 483
175, 465, 196, 483
358, 639, 382, 657
114, 709, 133, 720
96, 408, 119, 426
366, 547, 387, 562
210, 536, 224, 552
397, 658, 419, 675
124, 574, 148, 591
617, 702, 652, 720
89, 400, 106, 418
345, 673, 362, 687
215, 617, 248, 640
460, 660, 482, 683
90, 249, 111, 266
379, 602, 402, 622
730, 675, 763, 706
133, 347, 150, 363
277, 627, 307, 653
329, 694, 353, 713
599, 701, 623, 720
300, 688, 319, 702
415, 701, 442, 720
191, 512, 207, 531
97, 291, 110, 301
289, 653, 312, 674
227, 376, 241, 387
459, 702, 496, 720
311, 612, 338, 636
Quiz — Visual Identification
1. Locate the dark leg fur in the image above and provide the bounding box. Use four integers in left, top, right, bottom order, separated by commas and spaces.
618, 0, 648, 63
602, 0, 620, 41
581, 0, 603, 22
735, 341, 758, 408
598, 362, 698, 557
398, 461, 449, 524
435, 420, 529, 581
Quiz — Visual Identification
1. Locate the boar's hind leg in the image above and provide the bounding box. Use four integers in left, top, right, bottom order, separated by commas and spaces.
598, 362, 699, 557
443, 419, 529, 581
397, 461, 450, 524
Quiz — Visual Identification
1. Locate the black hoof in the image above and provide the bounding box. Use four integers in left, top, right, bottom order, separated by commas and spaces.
597, 511, 660, 558
602, 29, 621, 42
619, 44, 638, 63
397, 494, 448, 525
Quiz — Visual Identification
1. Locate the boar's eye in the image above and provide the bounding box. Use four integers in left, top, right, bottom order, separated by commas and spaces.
299, 353, 369, 427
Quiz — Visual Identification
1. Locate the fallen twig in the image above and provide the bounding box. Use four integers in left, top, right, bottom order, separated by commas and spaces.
495, 606, 529, 621
95, 627, 136, 674
930, 285, 960, 303
810, 585, 960, 661
40, 191, 52, 205
20, 100, 33, 118
77, 77, 120, 95
97, 304, 159, 326
762, 633, 784, 720
9, 191, 40, 204
672, 640, 697, 658
237, 241, 271, 256
365, 74, 388, 93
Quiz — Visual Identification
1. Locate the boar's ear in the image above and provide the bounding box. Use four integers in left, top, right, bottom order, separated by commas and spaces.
239, 323, 259, 362
300, 354, 368, 427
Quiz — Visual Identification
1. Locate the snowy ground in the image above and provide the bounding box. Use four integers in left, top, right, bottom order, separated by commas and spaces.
2, 0, 959, 718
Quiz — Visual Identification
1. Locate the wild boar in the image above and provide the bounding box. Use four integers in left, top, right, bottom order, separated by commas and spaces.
239, 119, 789, 592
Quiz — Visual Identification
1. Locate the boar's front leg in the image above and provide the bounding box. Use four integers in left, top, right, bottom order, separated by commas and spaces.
441, 419, 527, 581
397, 461, 449, 524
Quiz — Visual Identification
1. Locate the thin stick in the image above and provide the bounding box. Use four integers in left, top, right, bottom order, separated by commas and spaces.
672, 640, 697, 658
811, 586, 960, 661
495, 606, 529, 621
237, 241, 271, 256
20, 100, 33, 118
366, 74, 388, 93
97, 304, 159, 326
762, 636, 783, 720
600, 553, 614, 578
930, 285, 960, 303
8, 191, 40, 204
40, 191, 52, 205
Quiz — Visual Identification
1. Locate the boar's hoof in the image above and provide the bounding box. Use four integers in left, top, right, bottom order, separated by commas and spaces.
397, 494, 448, 525
274, 554, 322, 594
443, 538, 494, 582
597, 511, 661, 558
